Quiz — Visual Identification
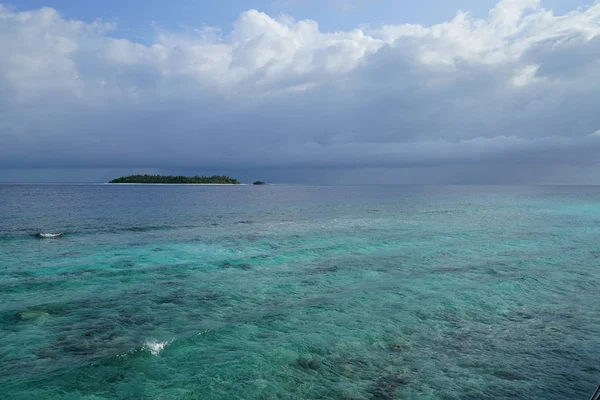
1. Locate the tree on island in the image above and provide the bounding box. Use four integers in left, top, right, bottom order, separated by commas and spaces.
109, 174, 240, 184
253, 181, 266, 185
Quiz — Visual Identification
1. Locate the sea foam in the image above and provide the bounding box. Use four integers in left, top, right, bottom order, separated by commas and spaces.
143, 339, 172, 356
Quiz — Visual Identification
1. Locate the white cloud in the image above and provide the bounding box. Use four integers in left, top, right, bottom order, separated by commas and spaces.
511, 64, 540, 86
1, 1, 600, 182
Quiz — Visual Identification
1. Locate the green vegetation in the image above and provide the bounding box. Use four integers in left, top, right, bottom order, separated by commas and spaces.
109, 174, 241, 184
253, 181, 266, 185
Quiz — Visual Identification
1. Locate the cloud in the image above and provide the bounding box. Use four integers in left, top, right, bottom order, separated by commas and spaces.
1, 1, 600, 182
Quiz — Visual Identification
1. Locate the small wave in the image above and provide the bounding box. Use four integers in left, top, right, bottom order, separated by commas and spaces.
120, 225, 195, 233
125, 226, 161, 233
36, 233, 64, 239
143, 339, 172, 356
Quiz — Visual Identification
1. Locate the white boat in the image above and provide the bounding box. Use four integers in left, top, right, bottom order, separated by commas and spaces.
37, 233, 64, 238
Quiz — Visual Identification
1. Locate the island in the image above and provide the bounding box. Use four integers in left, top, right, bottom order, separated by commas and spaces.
109, 174, 241, 184
253, 181, 266, 185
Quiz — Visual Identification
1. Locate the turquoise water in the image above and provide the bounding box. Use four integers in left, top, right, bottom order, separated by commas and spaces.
0, 184, 599, 399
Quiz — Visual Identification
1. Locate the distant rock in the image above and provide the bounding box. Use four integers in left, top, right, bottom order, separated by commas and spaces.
253, 181, 266, 185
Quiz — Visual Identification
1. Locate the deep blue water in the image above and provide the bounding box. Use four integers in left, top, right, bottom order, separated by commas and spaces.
0, 184, 599, 399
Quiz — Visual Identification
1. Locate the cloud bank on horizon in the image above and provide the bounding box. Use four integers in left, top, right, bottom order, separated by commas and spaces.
1, 0, 600, 183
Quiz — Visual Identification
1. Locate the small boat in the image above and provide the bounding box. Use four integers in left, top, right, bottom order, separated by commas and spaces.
37, 233, 64, 239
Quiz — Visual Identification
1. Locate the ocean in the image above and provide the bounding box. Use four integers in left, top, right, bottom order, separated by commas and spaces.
0, 184, 598, 399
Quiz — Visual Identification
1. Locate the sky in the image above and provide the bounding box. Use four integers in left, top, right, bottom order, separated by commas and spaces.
1, 0, 600, 184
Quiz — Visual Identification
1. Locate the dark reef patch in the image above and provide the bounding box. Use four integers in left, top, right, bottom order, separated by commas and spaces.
219, 261, 253, 270
370, 374, 409, 399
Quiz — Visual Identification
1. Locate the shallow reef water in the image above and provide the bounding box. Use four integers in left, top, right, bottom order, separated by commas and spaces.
0, 184, 599, 399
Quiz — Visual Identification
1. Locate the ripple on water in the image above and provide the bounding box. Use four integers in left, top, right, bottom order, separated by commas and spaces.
2, 185, 600, 399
